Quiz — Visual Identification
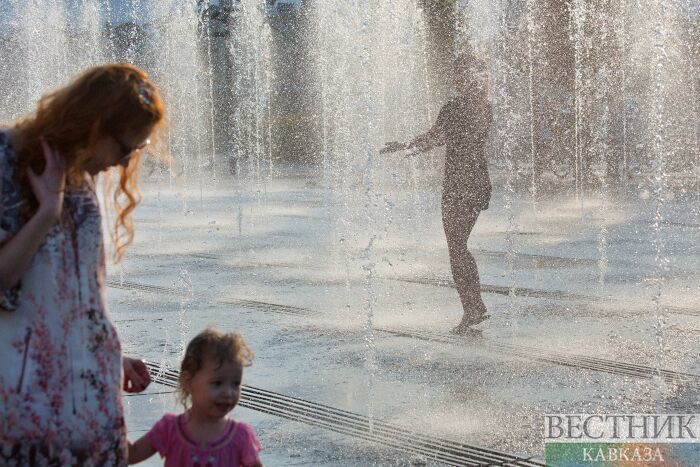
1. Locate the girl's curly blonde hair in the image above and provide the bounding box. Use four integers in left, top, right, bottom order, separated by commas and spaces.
177, 328, 254, 407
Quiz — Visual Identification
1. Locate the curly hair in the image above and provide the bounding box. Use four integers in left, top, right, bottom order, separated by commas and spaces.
177, 328, 254, 407
12, 63, 165, 262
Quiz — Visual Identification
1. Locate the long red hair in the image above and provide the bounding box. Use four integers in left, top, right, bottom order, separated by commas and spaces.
13, 64, 165, 262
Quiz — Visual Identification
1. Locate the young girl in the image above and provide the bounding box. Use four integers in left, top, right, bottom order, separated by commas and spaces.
0, 64, 164, 464
129, 329, 263, 466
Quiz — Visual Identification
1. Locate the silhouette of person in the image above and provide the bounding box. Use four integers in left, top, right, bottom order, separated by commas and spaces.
381, 52, 492, 334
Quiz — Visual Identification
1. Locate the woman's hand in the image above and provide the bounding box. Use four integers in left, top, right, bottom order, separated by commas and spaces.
123, 357, 151, 393
0, 139, 68, 290
27, 139, 65, 222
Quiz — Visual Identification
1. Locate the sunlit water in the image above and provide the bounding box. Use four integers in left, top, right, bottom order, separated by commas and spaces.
0, 0, 698, 464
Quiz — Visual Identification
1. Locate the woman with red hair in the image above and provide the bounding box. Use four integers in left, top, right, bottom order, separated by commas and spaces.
0, 64, 165, 464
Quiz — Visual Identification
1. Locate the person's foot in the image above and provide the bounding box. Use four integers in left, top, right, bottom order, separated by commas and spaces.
451, 322, 483, 335
451, 313, 489, 335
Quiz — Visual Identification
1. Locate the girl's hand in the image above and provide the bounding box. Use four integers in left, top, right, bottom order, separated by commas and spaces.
27, 139, 66, 221
123, 357, 151, 393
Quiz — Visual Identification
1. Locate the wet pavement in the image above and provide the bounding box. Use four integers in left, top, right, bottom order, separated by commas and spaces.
113, 169, 700, 465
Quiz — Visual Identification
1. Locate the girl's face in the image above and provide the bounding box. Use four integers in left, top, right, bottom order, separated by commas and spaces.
185, 356, 243, 422
83, 123, 154, 175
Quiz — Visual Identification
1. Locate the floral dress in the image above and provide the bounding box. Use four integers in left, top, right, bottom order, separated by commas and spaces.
0, 130, 126, 466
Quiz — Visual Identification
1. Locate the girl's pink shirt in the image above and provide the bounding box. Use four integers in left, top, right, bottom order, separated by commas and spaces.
147, 413, 261, 467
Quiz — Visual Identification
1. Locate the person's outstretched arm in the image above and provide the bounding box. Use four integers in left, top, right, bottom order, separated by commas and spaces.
0, 139, 65, 290
380, 107, 447, 155
406, 122, 446, 152
127, 435, 157, 464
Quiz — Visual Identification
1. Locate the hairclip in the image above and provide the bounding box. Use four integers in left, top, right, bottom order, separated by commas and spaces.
137, 80, 153, 107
